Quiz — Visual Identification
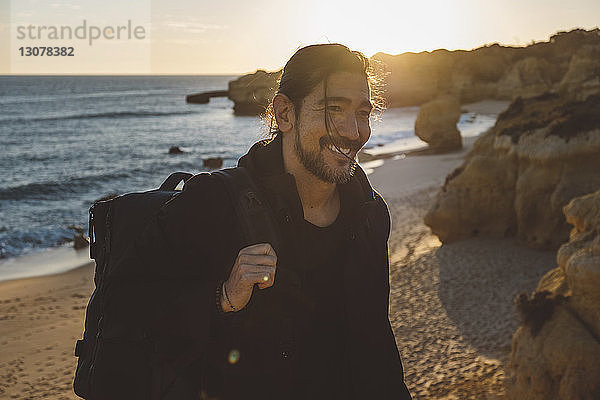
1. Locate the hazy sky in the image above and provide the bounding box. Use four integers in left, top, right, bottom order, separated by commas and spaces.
1, 0, 599, 74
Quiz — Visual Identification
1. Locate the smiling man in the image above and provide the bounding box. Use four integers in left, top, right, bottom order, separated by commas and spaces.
129, 44, 412, 400
283, 70, 371, 185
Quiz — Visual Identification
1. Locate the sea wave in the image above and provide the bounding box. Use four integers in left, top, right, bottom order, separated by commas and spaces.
0, 88, 176, 105
0, 171, 132, 201
0, 229, 74, 260
1, 109, 199, 123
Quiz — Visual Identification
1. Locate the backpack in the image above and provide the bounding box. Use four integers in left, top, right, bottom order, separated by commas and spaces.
73, 167, 278, 400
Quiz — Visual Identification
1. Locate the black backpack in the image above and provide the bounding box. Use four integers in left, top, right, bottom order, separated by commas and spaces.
73, 167, 278, 400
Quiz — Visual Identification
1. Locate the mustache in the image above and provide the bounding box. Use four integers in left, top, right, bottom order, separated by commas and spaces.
319, 136, 362, 152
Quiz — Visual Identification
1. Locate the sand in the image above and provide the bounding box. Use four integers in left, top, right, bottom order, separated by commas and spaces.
369, 148, 556, 399
0, 263, 94, 399
0, 104, 554, 399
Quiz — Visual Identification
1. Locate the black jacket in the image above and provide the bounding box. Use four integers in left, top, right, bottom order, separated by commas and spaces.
136, 135, 411, 399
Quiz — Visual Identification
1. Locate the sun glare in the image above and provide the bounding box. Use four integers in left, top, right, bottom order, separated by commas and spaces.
302, 0, 461, 57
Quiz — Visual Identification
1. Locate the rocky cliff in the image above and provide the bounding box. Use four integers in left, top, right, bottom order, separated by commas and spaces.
424, 93, 600, 249
505, 190, 600, 399
373, 28, 600, 107
227, 29, 599, 115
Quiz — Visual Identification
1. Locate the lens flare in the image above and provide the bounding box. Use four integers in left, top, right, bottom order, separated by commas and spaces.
228, 349, 240, 364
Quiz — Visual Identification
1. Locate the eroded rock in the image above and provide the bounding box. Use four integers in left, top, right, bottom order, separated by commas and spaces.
496, 57, 552, 100
227, 70, 282, 115
506, 190, 600, 399
507, 306, 600, 400
414, 95, 462, 152
227, 29, 599, 115
372, 28, 599, 106
424, 93, 600, 249
558, 44, 600, 101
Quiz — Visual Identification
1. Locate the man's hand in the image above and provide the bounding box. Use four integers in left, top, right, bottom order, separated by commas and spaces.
221, 243, 277, 312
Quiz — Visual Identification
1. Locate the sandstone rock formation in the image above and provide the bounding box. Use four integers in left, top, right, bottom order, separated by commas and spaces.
424, 93, 600, 249
496, 57, 552, 100
506, 190, 600, 399
227, 29, 599, 115
558, 43, 600, 101
414, 95, 462, 152
372, 28, 599, 107
227, 69, 282, 115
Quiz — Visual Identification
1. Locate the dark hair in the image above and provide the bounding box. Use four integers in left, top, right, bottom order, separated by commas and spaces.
265, 43, 385, 136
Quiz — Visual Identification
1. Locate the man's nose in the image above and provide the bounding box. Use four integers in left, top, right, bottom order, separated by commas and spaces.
338, 114, 360, 140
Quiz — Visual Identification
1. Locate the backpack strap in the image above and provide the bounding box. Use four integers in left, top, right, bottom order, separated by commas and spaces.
156, 167, 282, 398
212, 167, 281, 254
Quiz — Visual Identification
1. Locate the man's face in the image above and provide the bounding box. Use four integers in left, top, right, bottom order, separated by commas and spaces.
293, 71, 372, 184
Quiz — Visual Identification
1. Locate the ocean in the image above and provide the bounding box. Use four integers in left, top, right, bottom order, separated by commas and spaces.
0, 75, 498, 275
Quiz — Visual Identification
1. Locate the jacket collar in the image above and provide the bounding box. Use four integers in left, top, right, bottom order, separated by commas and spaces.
237, 133, 377, 225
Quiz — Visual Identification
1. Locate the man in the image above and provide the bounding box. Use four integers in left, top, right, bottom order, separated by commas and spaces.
140, 44, 412, 399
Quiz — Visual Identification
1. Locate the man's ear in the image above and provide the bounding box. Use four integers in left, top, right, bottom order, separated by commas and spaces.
273, 93, 295, 133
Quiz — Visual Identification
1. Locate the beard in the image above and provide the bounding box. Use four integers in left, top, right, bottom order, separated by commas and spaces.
293, 126, 360, 184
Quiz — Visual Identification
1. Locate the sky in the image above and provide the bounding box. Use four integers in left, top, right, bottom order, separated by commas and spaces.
1, 0, 599, 74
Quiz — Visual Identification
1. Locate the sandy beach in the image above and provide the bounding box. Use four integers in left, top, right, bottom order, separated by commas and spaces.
0, 263, 94, 399
0, 101, 555, 399
369, 146, 555, 400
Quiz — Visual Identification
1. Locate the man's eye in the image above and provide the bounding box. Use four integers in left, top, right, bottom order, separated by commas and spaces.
326, 105, 342, 112
357, 110, 371, 118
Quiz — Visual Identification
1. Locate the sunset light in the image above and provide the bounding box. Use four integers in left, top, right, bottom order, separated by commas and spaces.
2, 0, 599, 74
1, 1, 600, 398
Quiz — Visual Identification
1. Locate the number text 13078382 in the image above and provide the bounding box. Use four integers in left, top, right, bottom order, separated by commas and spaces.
18, 47, 75, 56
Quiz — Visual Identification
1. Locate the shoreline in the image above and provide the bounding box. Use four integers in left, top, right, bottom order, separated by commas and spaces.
0, 99, 509, 284
360, 99, 509, 162
0, 135, 456, 284
0, 142, 548, 400
0, 244, 92, 284
0, 105, 543, 399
